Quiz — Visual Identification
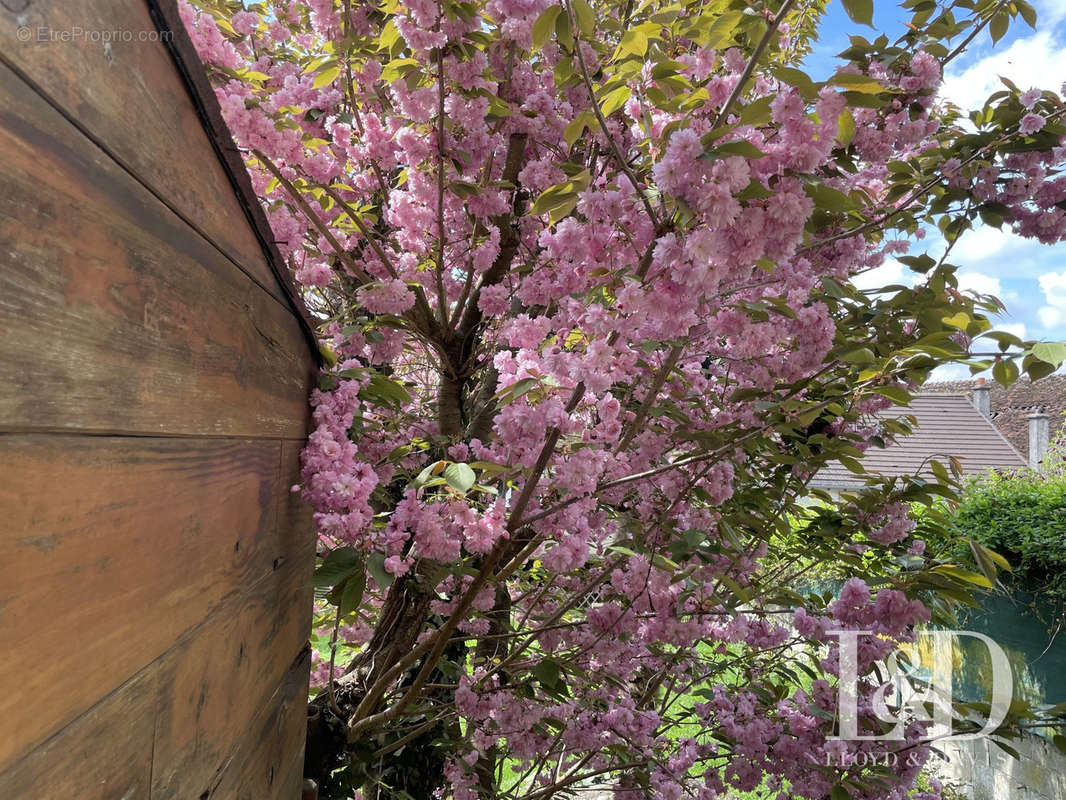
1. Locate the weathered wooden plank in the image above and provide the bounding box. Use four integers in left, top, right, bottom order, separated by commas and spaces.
209, 649, 312, 800
0, 60, 313, 438
0, 0, 291, 308
0, 435, 312, 770
154, 645, 312, 800
0, 664, 161, 800
150, 585, 312, 799
150, 440, 314, 800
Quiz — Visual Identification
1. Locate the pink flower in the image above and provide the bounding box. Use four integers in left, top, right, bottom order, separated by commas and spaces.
1020, 112, 1046, 135
231, 10, 260, 36
358, 279, 416, 314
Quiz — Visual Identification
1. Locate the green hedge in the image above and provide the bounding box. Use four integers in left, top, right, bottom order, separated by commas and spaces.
951, 469, 1066, 607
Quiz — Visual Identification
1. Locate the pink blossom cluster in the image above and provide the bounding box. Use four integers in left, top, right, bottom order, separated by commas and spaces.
179, 1, 1066, 797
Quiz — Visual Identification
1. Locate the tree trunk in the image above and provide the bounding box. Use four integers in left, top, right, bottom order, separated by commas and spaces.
304, 566, 441, 798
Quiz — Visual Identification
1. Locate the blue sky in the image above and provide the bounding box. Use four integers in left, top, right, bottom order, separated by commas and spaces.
802, 0, 1066, 366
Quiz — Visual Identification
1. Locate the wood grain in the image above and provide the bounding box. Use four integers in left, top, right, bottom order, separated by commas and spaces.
0, 435, 311, 769
0, 60, 313, 438
0, 0, 289, 306
0, 1, 318, 789
150, 586, 312, 799
0, 665, 161, 800
150, 440, 314, 800
195, 649, 311, 800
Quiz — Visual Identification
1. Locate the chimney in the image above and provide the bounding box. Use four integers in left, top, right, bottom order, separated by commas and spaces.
1029, 411, 1050, 470
973, 378, 991, 418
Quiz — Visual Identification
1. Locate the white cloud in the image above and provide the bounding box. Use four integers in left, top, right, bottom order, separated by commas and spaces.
1038, 306, 1064, 330
1037, 270, 1066, 336
852, 258, 910, 292
929, 363, 975, 381
957, 270, 1002, 297
1036, 0, 1066, 28
941, 29, 1066, 111
950, 225, 1020, 265
996, 321, 1028, 340
1039, 270, 1066, 306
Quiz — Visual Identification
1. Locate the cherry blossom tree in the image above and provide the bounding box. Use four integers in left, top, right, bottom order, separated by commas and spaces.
182, 0, 1066, 797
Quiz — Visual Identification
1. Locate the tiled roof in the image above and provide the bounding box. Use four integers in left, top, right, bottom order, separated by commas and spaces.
922, 375, 1066, 462
812, 394, 1027, 490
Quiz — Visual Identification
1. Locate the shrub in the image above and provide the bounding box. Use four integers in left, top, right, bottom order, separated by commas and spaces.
946, 422, 1066, 617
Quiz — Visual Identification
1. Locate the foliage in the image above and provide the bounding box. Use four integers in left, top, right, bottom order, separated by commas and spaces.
181, 0, 1066, 797
910, 421, 1066, 616
933, 428, 1066, 620
956, 472, 1066, 593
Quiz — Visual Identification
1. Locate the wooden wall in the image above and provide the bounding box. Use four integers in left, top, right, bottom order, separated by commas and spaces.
0, 1, 318, 797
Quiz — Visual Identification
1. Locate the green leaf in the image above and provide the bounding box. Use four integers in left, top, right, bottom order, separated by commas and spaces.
1015, 0, 1037, 28
989, 9, 1009, 44
838, 455, 866, 475
444, 462, 477, 493
531, 181, 581, 223
534, 658, 562, 689
555, 9, 573, 48
651, 553, 679, 572
981, 330, 1023, 352
532, 5, 562, 49
805, 183, 855, 212
496, 376, 542, 405
931, 564, 994, 589
873, 385, 912, 405
1032, 341, 1066, 367
564, 110, 597, 148
736, 95, 773, 127
308, 547, 363, 589
942, 312, 971, 330
710, 139, 765, 159
335, 570, 366, 616
449, 180, 480, 199
381, 58, 420, 84
775, 66, 819, 100
413, 459, 448, 488
991, 737, 1021, 759
969, 540, 1011, 580
830, 72, 884, 93
618, 28, 649, 56
736, 180, 773, 200
704, 10, 744, 49
367, 551, 394, 589
1023, 353, 1057, 381
360, 372, 412, 409
378, 19, 401, 52
312, 65, 342, 89
831, 787, 852, 800
839, 347, 876, 365
992, 358, 1019, 388
319, 344, 339, 368
837, 108, 856, 147
571, 0, 595, 35
600, 86, 631, 117
841, 0, 874, 26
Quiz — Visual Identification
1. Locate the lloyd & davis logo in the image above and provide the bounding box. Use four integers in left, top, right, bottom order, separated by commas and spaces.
829, 629, 1014, 743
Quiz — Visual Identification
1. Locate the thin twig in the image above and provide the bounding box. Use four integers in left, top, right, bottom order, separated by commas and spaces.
942, 0, 1011, 67
714, 0, 799, 129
